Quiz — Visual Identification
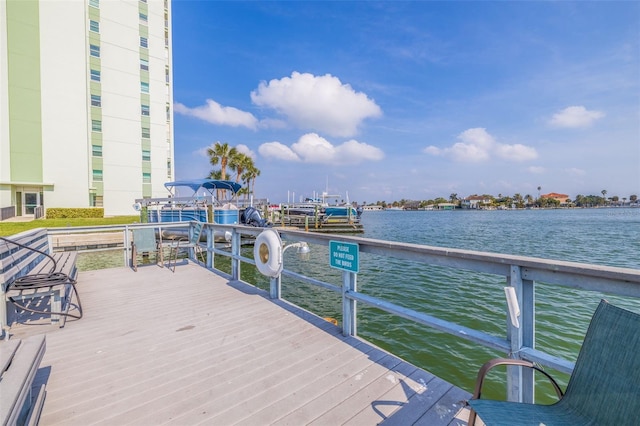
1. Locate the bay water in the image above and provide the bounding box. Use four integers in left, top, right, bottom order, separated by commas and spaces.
78, 207, 640, 400
280, 207, 640, 400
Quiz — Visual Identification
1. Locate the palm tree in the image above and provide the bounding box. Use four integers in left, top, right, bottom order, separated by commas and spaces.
207, 142, 237, 200
230, 153, 254, 184
207, 169, 222, 179
601, 190, 607, 206
537, 186, 541, 200
207, 142, 237, 181
242, 164, 261, 201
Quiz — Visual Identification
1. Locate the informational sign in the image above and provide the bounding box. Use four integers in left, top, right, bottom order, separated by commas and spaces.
329, 240, 359, 273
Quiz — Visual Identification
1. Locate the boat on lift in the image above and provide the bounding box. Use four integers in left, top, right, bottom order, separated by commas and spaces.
133, 179, 269, 241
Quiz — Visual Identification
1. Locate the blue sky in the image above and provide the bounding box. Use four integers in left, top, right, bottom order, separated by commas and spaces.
171, 1, 639, 204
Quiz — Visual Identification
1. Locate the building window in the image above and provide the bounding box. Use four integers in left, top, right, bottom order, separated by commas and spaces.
92, 145, 103, 157
91, 94, 101, 107
139, 13, 148, 23
140, 58, 149, 71
141, 82, 149, 93
90, 44, 100, 58
140, 37, 148, 48
89, 0, 99, 8
141, 104, 150, 116
142, 149, 151, 161
167, 159, 172, 177
142, 127, 150, 138
90, 20, 99, 33
143, 172, 151, 183
93, 169, 103, 182
91, 119, 102, 132
90, 69, 101, 82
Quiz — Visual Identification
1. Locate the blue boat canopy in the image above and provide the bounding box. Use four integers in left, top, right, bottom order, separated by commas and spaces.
164, 179, 242, 194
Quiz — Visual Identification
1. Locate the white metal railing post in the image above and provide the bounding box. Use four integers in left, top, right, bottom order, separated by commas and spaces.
270, 276, 281, 299
521, 275, 536, 403
506, 265, 535, 403
231, 228, 241, 280
206, 225, 213, 269
342, 271, 357, 336
123, 225, 130, 267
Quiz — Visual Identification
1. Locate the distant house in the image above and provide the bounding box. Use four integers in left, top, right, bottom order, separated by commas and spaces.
542, 193, 572, 205
461, 195, 492, 209
436, 203, 456, 210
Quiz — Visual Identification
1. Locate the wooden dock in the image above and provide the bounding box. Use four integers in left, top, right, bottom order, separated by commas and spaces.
7, 261, 470, 425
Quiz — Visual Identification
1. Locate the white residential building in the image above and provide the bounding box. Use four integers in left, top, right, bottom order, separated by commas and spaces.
0, 0, 174, 217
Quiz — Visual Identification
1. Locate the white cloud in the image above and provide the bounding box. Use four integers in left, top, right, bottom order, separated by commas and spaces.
527, 166, 546, 174
495, 144, 538, 161
565, 167, 586, 176
174, 99, 258, 129
258, 142, 301, 162
549, 106, 605, 128
424, 128, 537, 163
259, 133, 384, 165
250, 72, 382, 137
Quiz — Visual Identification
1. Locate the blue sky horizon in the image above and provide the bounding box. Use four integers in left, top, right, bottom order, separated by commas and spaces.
171, 1, 639, 204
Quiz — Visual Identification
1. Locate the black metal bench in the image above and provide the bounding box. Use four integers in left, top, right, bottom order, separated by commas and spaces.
0, 335, 47, 426
1, 229, 82, 335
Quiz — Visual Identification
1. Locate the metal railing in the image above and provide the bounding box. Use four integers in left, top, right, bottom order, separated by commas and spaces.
189, 222, 639, 404
39, 222, 640, 403
0, 206, 16, 221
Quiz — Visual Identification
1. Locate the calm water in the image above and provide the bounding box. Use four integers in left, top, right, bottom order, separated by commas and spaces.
78, 207, 640, 399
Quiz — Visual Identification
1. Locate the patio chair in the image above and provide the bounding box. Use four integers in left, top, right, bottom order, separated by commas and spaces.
467, 299, 640, 426
131, 228, 162, 272
166, 222, 205, 272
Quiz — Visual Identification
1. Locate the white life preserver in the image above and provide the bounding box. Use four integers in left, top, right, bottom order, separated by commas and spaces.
254, 229, 283, 277
132, 202, 142, 212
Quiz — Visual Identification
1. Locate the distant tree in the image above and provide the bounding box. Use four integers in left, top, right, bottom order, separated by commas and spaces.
449, 193, 458, 204
537, 186, 542, 199
630, 195, 638, 203
601, 190, 607, 205
525, 194, 533, 206
242, 164, 261, 200
513, 193, 524, 208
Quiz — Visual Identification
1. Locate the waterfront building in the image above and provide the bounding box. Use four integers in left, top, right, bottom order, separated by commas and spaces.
461, 195, 493, 209
0, 0, 174, 217
541, 192, 571, 205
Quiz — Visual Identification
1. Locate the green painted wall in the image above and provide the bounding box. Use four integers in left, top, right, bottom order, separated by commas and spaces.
6, 0, 43, 183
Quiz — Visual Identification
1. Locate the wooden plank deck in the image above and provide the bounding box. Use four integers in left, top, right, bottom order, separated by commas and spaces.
6, 261, 471, 425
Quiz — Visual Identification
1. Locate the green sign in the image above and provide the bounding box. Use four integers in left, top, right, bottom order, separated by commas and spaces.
329, 240, 359, 273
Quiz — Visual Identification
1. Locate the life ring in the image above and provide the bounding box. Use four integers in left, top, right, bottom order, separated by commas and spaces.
132, 202, 142, 212
254, 229, 283, 277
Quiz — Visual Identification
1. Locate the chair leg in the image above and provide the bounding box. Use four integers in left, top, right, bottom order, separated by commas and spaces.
467, 407, 478, 426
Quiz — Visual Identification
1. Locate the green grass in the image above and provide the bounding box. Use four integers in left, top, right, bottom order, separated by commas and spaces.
0, 216, 141, 237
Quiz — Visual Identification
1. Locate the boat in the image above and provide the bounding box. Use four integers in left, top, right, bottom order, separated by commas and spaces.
133, 179, 269, 241
269, 192, 364, 233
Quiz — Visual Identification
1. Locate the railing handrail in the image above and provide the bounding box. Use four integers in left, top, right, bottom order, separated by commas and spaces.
25, 223, 640, 404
